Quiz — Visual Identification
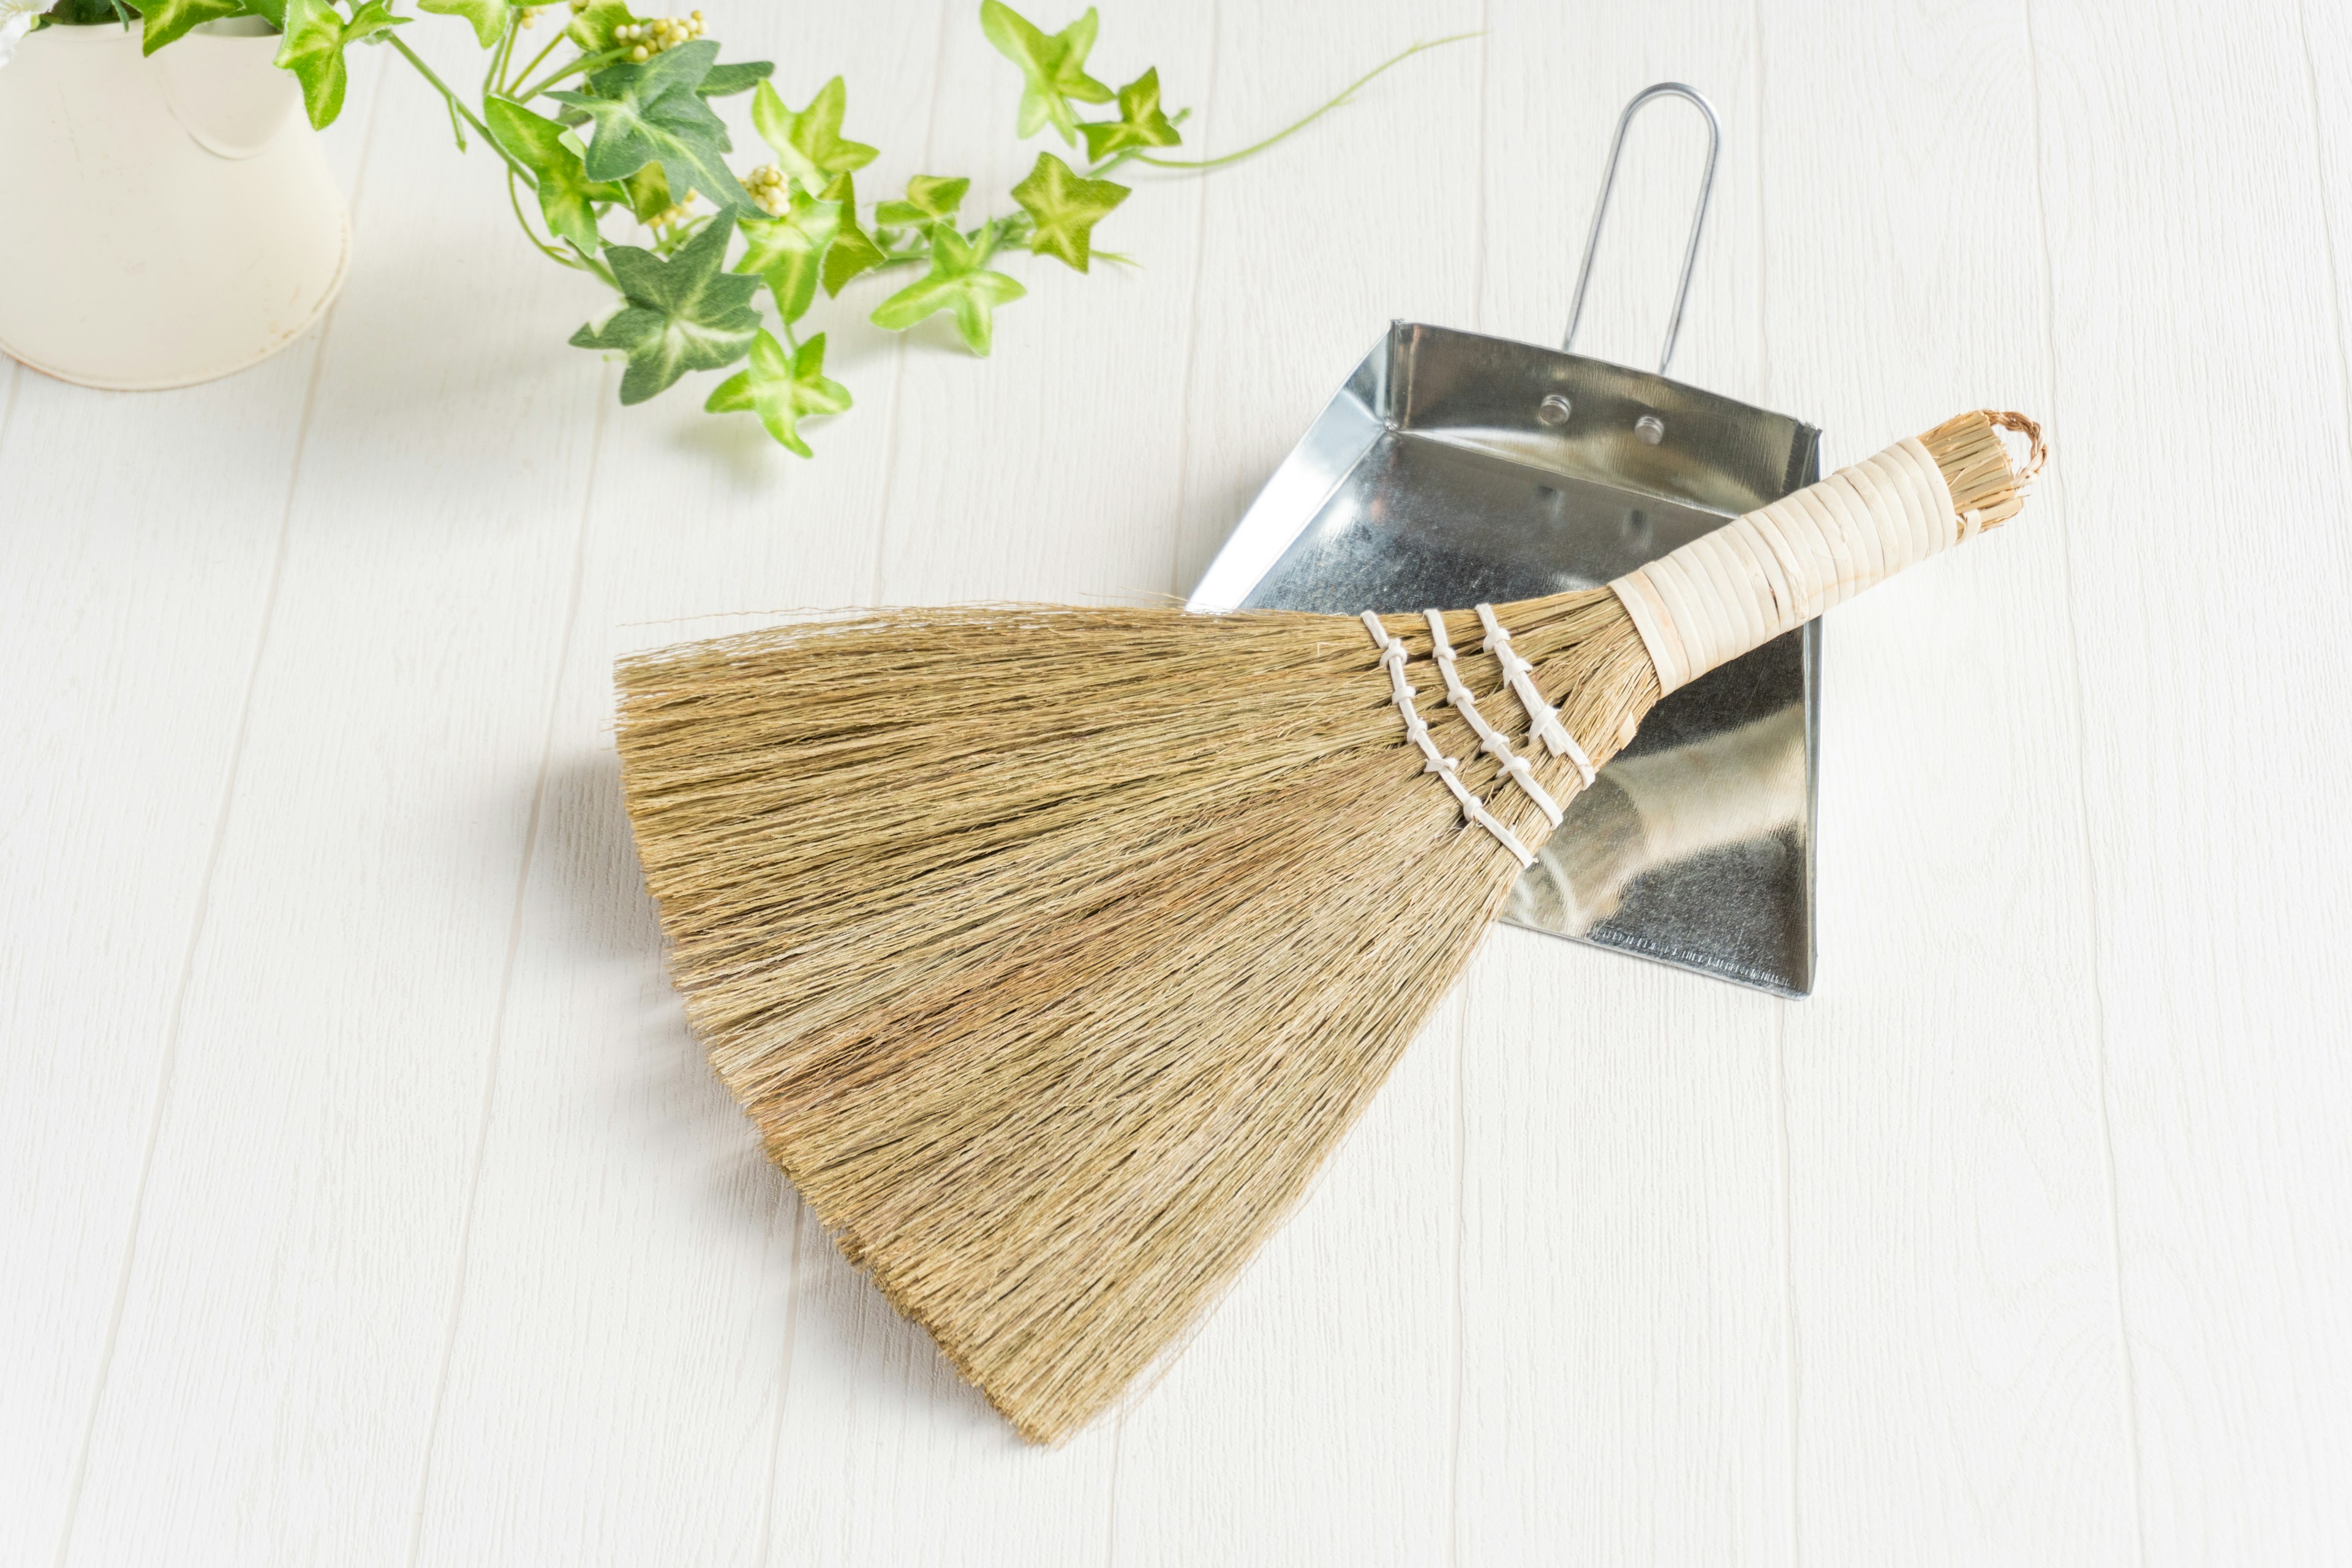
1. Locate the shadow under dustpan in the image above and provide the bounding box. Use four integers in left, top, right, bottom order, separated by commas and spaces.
1188, 84, 1822, 997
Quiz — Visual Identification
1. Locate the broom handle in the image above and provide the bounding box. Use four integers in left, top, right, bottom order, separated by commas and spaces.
1606, 415, 2039, 695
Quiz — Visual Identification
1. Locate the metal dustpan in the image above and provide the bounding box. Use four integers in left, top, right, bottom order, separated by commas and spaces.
1189, 85, 1823, 996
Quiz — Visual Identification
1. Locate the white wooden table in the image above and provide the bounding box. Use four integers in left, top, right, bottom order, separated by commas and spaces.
8, 2, 2350, 1562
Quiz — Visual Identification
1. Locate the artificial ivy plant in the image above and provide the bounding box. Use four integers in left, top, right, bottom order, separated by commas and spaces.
18, 0, 1463, 456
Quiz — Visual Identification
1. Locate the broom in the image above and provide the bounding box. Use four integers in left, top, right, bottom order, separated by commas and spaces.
616, 407, 2045, 1444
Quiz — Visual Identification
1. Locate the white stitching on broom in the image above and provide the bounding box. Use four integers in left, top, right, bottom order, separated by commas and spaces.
1475, 603, 1597, 787
1361, 612, 1450, 771
1361, 611, 1535, 869
1423, 611, 1562, 827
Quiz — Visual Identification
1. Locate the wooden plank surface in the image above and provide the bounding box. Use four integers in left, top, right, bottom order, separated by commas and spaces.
4, 2, 2350, 1563
50, 32, 612, 1561
0, 55, 391, 1568
2035, 0, 2352, 1558
1757, 4, 2141, 1561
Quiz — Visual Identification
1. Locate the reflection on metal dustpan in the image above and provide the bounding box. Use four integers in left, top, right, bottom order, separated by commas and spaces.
1188, 85, 1823, 996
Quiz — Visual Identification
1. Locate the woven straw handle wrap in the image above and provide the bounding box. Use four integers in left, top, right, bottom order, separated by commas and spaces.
1608, 435, 1964, 695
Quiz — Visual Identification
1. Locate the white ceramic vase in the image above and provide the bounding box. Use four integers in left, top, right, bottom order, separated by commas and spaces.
0, 17, 348, 390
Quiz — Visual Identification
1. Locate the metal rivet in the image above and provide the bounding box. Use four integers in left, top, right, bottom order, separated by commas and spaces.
1635, 414, 1665, 445
1537, 393, 1573, 426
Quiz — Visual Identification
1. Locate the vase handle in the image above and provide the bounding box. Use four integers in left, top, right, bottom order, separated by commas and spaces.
158, 22, 301, 162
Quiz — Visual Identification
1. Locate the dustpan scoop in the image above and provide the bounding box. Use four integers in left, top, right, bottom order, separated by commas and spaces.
1189, 83, 1823, 995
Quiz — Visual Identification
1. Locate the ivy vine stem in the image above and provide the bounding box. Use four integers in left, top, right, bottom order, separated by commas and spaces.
506, 167, 617, 288
1136, 32, 1482, 172
511, 48, 622, 104
439, 91, 469, 151
485, 17, 518, 99
505, 23, 568, 95
385, 32, 532, 181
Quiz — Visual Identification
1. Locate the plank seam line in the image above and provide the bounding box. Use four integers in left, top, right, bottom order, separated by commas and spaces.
1111, 7, 1221, 1545
1100, 1414, 1124, 1567
1449, 15, 1485, 1555
1466, 0, 1490, 337
402, 368, 614, 1568
1748, 0, 1771, 408
0, 361, 22, 453
1773, 1003, 1803, 1568
2301, 0, 2352, 528
2021, 4, 2149, 1561
47, 49, 397, 1568
1445, 989, 1468, 1568
861, 0, 957, 612
753, 1202, 804, 1567
1159, 0, 1222, 600
1753, 17, 1800, 1564
760, 3, 957, 1555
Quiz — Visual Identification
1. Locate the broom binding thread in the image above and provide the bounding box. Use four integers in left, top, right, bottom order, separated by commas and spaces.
1474, 603, 1594, 781
1360, 610, 1537, 866
1423, 609, 1564, 827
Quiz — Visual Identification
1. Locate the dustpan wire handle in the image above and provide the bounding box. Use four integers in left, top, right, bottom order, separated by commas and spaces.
1562, 82, 1721, 375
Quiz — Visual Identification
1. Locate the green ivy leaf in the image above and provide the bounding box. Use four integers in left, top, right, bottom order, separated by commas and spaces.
734, 193, 842, 325
243, 0, 289, 26
418, 0, 510, 48
817, 172, 887, 295
979, 2, 1112, 146
1011, 152, 1126, 272
870, 227, 1026, 356
704, 330, 852, 457
487, 97, 624, 254
138, 0, 246, 56
564, 0, 633, 50
698, 60, 774, 97
624, 162, 672, 224
570, 213, 761, 404
749, 77, 878, 195
549, 39, 755, 212
1077, 67, 1182, 161
874, 175, 970, 230
276, 0, 409, 130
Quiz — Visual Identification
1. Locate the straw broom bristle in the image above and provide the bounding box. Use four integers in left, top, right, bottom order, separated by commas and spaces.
615, 409, 2040, 1444
619, 593, 1653, 1442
